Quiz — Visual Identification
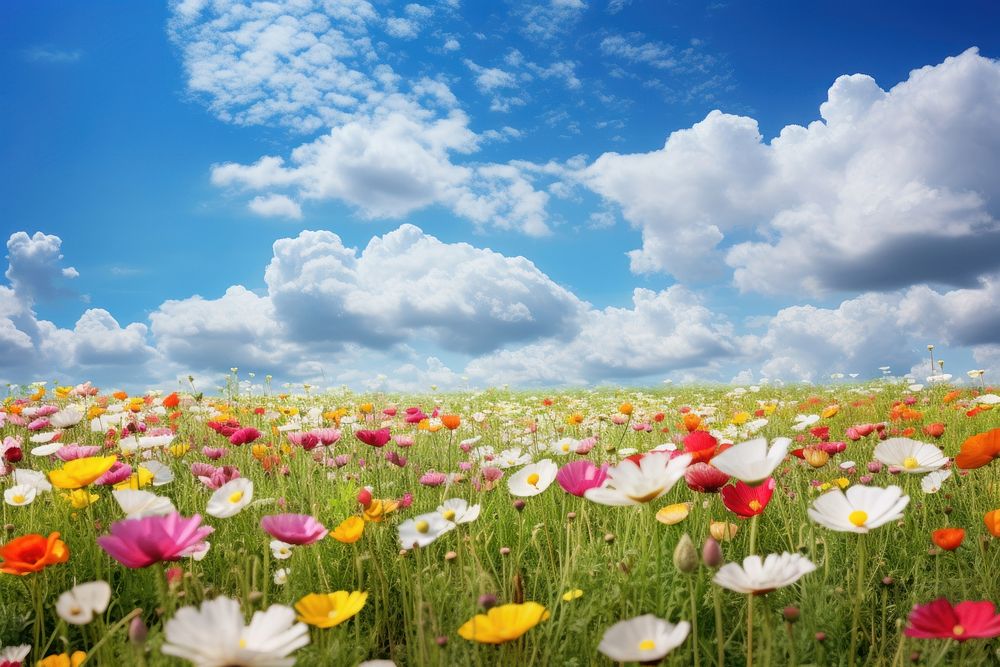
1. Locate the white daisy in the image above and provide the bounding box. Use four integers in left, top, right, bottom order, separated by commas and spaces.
597, 614, 690, 663
713, 553, 816, 594
4, 484, 37, 507
873, 438, 948, 473
584, 453, 691, 506
270, 540, 294, 560
507, 459, 558, 497
807, 485, 909, 533
436, 498, 480, 525
56, 581, 112, 625
398, 512, 455, 550
709, 437, 790, 483
207, 478, 254, 519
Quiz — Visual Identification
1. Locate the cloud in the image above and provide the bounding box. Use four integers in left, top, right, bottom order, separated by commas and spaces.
600, 34, 674, 69
22, 46, 82, 64
520, 0, 588, 41
5, 232, 79, 303
248, 194, 303, 219
583, 48, 1000, 294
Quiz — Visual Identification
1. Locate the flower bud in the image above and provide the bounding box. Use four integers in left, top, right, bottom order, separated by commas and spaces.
129, 614, 148, 644
701, 537, 723, 568
782, 606, 800, 623
673, 534, 698, 574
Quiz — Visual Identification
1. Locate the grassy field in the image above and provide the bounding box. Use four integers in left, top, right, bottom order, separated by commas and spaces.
1, 380, 998, 666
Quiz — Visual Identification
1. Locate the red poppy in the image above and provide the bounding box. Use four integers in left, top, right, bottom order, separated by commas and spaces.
355, 428, 391, 448
162, 392, 180, 409
721, 478, 776, 518
682, 431, 718, 463
923, 422, 946, 438
0, 532, 70, 575
931, 528, 965, 551
441, 415, 461, 430
684, 462, 730, 493
955, 428, 1000, 469
905, 598, 1000, 641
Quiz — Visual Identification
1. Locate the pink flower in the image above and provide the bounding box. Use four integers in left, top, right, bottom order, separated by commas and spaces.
685, 462, 731, 493
905, 598, 1000, 641
288, 432, 320, 450
55, 444, 102, 461
27, 418, 50, 431
482, 466, 503, 482
201, 447, 226, 460
95, 462, 134, 486
260, 514, 327, 545
394, 435, 415, 448
386, 451, 408, 467
333, 455, 350, 468
574, 437, 597, 455
383, 407, 398, 417
34, 405, 59, 417
355, 428, 391, 447
404, 410, 427, 424
398, 492, 413, 509
420, 471, 447, 487
229, 427, 261, 446
556, 460, 609, 497
313, 428, 341, 446
98, 513, 214, 568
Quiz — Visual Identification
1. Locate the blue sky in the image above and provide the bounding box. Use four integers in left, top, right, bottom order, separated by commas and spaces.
2, 0, 1000, 391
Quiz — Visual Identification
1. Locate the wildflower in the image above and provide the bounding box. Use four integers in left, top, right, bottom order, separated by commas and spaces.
331, 517, 365, 544
713, 553, 816, 594
904, 598, 1000, 641
63, 489, 99, 509
98, 513, 213, 568
985, 510, 1000, 538
807, 485, 909, 533
441, 415, 461, 430
710, 521, 739, 541
270, 540, 294, 560
458, 602, 549, 643
702, 537, 723, 568
4, 484, 36, 507
721, 479, 776, 518
294, 591, 367, 628
597, 615, 690, 663
206, 478, 253, 519
36, 652, 87, 667
921, 470, 951, 494
656, 502, 691, 525
112, 489, 176, 518
362, 499, 399, 523
162, 597, 309, 665
585, 452, 691, 506
398, 513, 454, 550
0, 532, 69, 575
508, 459, 558, 497
955, 428, 1000, 469
709, 438, 790, 483
260, 514, 328, 545
0, 644, 29, 666
56, 581, 111, 625
931, 528, 965, 551
273, 568, 290, 585
48, 456, 117, 489
355, 428, 391, 447
873, 438, 948, 473
436, 498, 481, 525
684, 462, 730, 493
673, 534, 698, 573
14, 469, 52, 492
562, 589, 583, 601
555, 460, 608, 496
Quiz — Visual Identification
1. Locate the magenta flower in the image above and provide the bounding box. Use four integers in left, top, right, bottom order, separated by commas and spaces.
356, 428, 391, 447
229, 427, 261, 446
313, 428, 341, 445
98, 513, 214, 568
905, 598, 1000, 641
201, 446, 226, 460
95, 462, 134, 486
260, 514, 327, 545
556, 460, 609, 497
419, 471, 447, 487
27, 417, 50, 431
288, 432, 320, 450
386, 451, 408, 468
55, 444, 102, 461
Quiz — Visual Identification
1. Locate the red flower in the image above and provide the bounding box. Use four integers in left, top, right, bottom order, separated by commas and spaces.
229, 427, 261, 446
905, 598, 1000, 641
931, 528, 965, 551
682, 431, 718, 464
721, 478, 776, 518
162, 392, 180, 409
684, 462, 730, 493
355, 428, 391, 447
809, 426, 830, 441
923, 422, 946, 438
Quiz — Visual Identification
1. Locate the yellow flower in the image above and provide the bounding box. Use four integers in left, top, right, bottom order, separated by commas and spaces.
113, 466, 154, 491
566, 412, 584, 425
359, 402, 373, 414
561, 589, 583, 602
63, 489, 99, 509
458, 602, 550, 644
330, 516, 365, 544
55, 386, 72, 399
655, 502, 691, 525
86, 406, 106, 420
710, 521, 739, 541
731, 411, 750, 426
169, 442, 191, 458
37, 651, 86, 667
294, 591, 367, 628
362, 499, 399, 523
762, 404, 777, 415
251, 444, 270, 460
835, 477, 850, 490
821, 405, 840, 419
48, 456, 117, 490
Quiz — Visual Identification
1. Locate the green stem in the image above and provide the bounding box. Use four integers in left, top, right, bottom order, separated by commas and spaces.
849, 536, 866, 667
713, 587, 725, 667
747, 593, 755, 667
688, 576, 700, 667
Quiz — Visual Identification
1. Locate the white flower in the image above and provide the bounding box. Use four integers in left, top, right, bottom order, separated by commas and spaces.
113, 490, 176, 518
873, 438, 948, 473
597, 614, 690, 663
273, 568, 290, 586
188, 541, 211, 561
270, 540, 294, 560
507, 459, 558, 497
13, 468, 52, 492
549, 438, 579, 455
207, 478, 254, 519
162, 597, 309, 667
713, 553, 816, 594
973, 394, 1000, 405
49, 405, 85, 429
56, 581, 112, 625
0, 644, 30, 664
791, 415, 819, 431
436, 498, 480, 525
120, 433, 176, 453
30, 440, 62, 453
807, 485, 909, 533
584, 453, 691, 506
496, 447, 532, 469
921, 470, 952, 494
398, 512, 455, 550
706, 437, 790, 483
4, 484, 37, 507
139, 460, 175, 486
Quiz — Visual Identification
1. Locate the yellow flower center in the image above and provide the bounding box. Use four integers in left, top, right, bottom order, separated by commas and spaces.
561, 443, 570, 451
527, 473, 540, 487
848, 510, 868, 527
749, 500, 762, 512
443, 510, 456, 521
903, 456, 919, 469
953, 625, 964, 636
228, 491, 244, 504
415, 520, 430, 534
239, 638, 247, 648
70, 606, 81, 615
639, 639, 656, 651
12, 494, 25, 504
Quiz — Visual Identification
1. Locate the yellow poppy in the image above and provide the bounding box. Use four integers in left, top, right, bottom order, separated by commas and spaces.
330, 516, 365, 544
48, 456, 117, 490
655, 502, 691, 525
458, 602, 550, 644
294, 591, 367, 628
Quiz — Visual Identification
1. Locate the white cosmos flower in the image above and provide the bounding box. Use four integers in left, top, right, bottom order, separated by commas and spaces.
270, 540, 294, 560
713, 553, 816, 594
0, 644, 30, 664
398, 512, 455, 550
807, 485, 909, 533
56, 581, 112, 625
973, 394, 1000, 405
207, 478, 254, 519
273, 568, 289, 586
162, 597, 309, 667
14, 468, 52, 492
597, 614, 690, 663
873, 438, 948, 473
4, 484, 37, 506
49, 405, 85, 429
791, 415, 819, 431
585, 453, 691, 506
113, 489, 176, 518
30, 440, 63, 453
436, 498, 480, 525
139, 460, 175, 486
496, 447, 532, 469
709, 437, 790, 483
120, 434, 175, 453
507, 459, 558, 496
921, 469, 952, 494
549, 438, 580, 455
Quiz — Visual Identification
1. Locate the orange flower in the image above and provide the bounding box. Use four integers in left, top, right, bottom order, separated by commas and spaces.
820, 405, 839, 419
922, 422, 945, 438
984, 510, 1000, 538
955, 428, 1000, 469
113, 391, 128, 400
0, 532, 70, 575
618, 402, 633, 416
931, 528, 965, 551
162, 392, 180, 408
441, 414, 461, 430
331, 516, 365, 543
682, 413, 701, 432
942, 390, 962, 404
566, 412, 584, 426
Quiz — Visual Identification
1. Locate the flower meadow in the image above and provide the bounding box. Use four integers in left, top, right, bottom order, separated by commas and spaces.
0, 379, 998, 666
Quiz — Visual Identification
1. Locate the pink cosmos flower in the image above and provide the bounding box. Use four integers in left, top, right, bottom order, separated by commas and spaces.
27, 418, 50, 431
355, 428, 391, 447
229, 427, 261, 446
420, 471, 447, 487
98, 513, 214, 568
34, 405, 59, 417
556, 460, 609, 497
905, 598, 1000, 641
55, 444, 102, 461
313, 428, 341, 445
260, 514, 327, 545
287, 432, 320, 450
96, 462, 134, 486
201, 447, 226, 460
575, 437, 597, 455
192, 464, 241, 490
